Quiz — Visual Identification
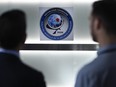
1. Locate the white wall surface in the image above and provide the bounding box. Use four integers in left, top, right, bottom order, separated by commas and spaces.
20, 51, 97, 87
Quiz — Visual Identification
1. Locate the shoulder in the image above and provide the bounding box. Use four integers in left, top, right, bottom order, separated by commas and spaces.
20, 61, 44, 77
78, 56, 107, 77
20, 62, 46, 83
75, 57, 104, 87
75, 53, 116, 87
78, 52, 116, 77
19, 62, 46, 87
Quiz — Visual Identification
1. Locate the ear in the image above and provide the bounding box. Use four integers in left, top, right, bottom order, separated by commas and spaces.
22, 33, 27, 44
93, 17, 101, 31
18, 33, 27, 50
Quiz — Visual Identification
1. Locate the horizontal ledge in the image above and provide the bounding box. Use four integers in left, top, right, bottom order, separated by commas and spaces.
22, 44, 98, 50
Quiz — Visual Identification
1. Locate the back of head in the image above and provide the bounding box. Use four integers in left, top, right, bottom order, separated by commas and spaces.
92, 0, 116, 35
0, 10, 26, 50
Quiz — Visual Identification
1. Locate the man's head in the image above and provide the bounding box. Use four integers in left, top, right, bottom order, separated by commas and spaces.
90, 0, 116, 42
0, 10, 26, 50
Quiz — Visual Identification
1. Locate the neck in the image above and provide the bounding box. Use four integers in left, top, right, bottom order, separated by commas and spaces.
98, 36, 116, 48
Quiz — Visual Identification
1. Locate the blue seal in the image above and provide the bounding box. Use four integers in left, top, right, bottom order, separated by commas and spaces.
40, 8, 73, 40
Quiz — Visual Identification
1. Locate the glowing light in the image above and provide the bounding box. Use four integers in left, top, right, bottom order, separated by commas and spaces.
25, 39, 98, 44
0, 0, 97, 3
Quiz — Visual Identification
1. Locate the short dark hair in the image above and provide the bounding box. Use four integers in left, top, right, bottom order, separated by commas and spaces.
0, 10, 26, 49
92, 0, 116, 35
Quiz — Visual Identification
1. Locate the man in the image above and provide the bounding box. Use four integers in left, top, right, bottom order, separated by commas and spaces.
0, 10, 46, 87
75, 0, 116, 87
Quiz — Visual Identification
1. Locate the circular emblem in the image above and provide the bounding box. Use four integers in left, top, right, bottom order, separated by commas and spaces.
40, 8, 73, 40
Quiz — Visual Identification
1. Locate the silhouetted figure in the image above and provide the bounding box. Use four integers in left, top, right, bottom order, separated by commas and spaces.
0, 10, 46, 87
75, 1, 116, 87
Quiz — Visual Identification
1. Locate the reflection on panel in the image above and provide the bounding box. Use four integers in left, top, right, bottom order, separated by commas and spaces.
20, 51, 97, 87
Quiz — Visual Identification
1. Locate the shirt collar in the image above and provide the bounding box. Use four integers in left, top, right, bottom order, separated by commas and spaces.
0, 48, 20, 58
97, 44, 116, 56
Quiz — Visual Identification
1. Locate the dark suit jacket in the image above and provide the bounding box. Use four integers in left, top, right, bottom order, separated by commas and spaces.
75, 49, 116, 87
0, 53, 46, 87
